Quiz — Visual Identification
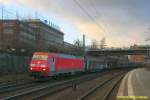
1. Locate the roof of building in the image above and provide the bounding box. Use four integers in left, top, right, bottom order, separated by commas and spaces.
23, 19, 64, 35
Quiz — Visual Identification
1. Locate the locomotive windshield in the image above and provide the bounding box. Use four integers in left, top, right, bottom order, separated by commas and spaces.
32, 55, 48, 60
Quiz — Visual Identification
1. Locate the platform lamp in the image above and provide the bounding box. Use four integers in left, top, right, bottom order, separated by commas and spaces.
146, 38, 150, 58
83, 34, 86, 56
145, 38, 150, 68
83, 34, 89, 70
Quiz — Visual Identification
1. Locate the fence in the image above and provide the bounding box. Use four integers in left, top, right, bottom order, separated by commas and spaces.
0, 53, 30, 75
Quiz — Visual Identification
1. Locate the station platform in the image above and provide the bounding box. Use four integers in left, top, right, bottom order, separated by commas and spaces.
117, 68, 150, 99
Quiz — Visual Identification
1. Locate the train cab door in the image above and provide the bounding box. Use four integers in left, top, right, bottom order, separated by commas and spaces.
50, 57, 55, 76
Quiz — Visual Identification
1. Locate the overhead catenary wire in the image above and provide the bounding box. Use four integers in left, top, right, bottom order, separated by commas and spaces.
73, 0, 108, 35
88, 0, 110, 33
88, 0, 101, 20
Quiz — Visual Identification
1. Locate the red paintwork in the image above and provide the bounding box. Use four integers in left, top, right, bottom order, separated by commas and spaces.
29, 52, 50, 77
55, 58, 84, 72
29, 52, 85, 78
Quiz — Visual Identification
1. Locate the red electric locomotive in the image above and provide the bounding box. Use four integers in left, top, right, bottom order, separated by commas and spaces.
29, 52, 84, 80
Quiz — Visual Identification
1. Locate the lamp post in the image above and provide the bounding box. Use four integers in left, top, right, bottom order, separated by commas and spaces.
146, 39, 150, 58
145, 38, 150, 68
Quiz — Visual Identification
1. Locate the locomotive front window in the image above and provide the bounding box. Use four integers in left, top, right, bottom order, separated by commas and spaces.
32, 55, 48, 60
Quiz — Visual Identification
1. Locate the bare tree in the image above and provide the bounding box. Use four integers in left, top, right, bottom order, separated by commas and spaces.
74, 39, 83, 48
100, 37, 106, 50
145, 27, 150, 41
91, 39, 98, 49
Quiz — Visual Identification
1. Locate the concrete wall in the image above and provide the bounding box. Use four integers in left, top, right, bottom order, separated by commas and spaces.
0, 53, 30, 75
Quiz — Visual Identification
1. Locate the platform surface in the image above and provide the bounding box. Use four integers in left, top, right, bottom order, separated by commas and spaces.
117, 68, 150, 99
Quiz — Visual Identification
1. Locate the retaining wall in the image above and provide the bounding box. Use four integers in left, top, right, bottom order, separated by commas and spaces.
0, 53, 30, 75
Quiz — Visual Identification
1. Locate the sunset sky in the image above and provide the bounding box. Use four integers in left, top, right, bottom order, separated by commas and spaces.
0, 0, 150, 47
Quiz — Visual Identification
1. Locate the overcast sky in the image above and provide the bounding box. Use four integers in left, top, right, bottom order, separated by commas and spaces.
0, 0, 150, 47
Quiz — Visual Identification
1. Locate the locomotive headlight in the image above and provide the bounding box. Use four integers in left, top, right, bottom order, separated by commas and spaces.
42, 68, 46, 71
30, 64, 35, 67
30, 67, 33, 70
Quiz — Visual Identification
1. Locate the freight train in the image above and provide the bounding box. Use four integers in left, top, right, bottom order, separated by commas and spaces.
29, 52, 104, 80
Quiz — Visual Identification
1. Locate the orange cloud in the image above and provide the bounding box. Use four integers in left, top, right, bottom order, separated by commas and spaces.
75, 21, 106, 40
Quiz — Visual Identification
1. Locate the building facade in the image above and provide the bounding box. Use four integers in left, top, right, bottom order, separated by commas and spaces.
0, 19, 64, 52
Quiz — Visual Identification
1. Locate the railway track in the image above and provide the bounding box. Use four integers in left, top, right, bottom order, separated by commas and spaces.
78, 72, 124, 100
0, 70, 115, 100
0, 80, 33, 94
0, 69, 128, 100
31, 71, 113, 100
0, 72, 88, 99
34, 70, 127, 100
0, 81, 34, 95
0, 80, 30, 88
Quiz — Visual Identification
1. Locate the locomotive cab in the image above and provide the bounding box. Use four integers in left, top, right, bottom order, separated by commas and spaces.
29, 52, 51, 79
29, 52, 85, 80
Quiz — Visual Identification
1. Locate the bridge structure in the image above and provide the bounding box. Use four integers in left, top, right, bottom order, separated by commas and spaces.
87, 49, 148, 56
